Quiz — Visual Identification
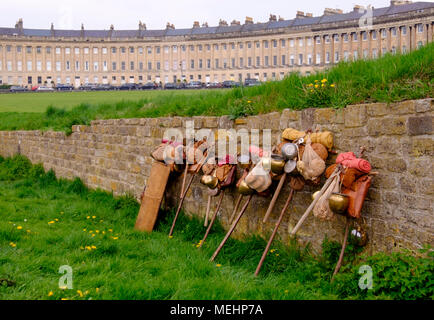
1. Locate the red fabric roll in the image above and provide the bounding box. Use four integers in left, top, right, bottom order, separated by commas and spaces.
336, 152, 371, 173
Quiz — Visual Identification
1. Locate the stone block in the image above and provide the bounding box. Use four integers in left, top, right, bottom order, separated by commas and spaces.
344, 104, 367, 128
407, 116, 432, 136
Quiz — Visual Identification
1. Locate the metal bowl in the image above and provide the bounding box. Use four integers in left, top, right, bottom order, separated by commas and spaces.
238, 179, 255, 195
281, 143, 298, 160
329, 193, 350, 215
200, 175, 219, 189
270, 155, 285, 175
284, 159, 297, 174
350, 228, 368, 247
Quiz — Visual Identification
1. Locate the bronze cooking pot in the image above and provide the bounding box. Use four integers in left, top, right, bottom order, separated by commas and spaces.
329, 193, 350, 215
238, 179, 255, 195
281, 143, 298, 160
270, 155, 285, 175
200, 175, 219, 189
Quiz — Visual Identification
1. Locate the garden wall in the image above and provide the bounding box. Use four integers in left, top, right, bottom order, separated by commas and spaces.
0, 98, 432, 254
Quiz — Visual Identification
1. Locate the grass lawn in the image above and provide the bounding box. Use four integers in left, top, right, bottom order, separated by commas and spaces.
0, 156, 432, 300
0, 43, 432, 133
0, 89, 211, 113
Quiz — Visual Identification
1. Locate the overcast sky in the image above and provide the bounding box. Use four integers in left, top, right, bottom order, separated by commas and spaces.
1, 0, 432, 30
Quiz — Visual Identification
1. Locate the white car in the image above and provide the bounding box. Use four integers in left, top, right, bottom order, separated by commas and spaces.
36, 86, 55, 92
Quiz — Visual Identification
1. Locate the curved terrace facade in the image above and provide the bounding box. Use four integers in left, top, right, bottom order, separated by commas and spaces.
0, 1, 433, 87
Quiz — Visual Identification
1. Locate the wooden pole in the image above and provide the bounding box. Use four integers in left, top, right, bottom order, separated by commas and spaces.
168, 173, 196, 236
255, 189, 295, 277
198, 189, 225, 248
210, 194, 254, 262
180, 162, 189, 199
290, 168, 339, 237
204, 195, 212, 227
331, 217, 351, 282
263, 173, 287, 223
229, 194, 244, 224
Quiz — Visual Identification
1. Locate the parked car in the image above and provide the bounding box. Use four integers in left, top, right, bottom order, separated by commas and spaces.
36, 86, 55, 92
118, 83, 138, 91
56, 84, 74, 91
139, 82, 157, 90
186, 81, 203, 89
244, 78, 261, 87
31, 86, 39, 91
222, 80, 240, 88
9, 86, 29, 93
96, 84, 114, 91
78, 83, 97, 91
164, 82, 177, 90
206, 82, 222, 89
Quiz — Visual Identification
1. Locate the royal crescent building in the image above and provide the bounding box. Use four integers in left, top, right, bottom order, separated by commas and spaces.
0, 1, 433, 87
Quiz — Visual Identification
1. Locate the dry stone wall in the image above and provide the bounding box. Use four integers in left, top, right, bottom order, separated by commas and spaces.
0, 99, 432, 254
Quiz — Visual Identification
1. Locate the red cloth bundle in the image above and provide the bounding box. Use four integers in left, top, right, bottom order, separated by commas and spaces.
336, 152, 371, 174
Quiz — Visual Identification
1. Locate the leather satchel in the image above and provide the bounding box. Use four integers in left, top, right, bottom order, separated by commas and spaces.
342, 175, 372, 219
220, 166, 237, 189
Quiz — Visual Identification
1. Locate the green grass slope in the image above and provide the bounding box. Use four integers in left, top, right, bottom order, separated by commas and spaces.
0, 44, 433, 134
0, 155, 433, 300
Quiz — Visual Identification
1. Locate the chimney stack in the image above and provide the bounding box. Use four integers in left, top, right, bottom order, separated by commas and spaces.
245, 16, 253, 24
278, 16, 285, 21
219, 19, 228, 26
193, 21, 200, 28
390, 0, 412, 5
269, 14, 277, 22
296, 11, 305, 18
305, 13, 313, 17
323, 8, 343, 16
202, 22, 209, 27
166, 22, 175, 30
230, 20, 240, 26
15, 18, 23, 34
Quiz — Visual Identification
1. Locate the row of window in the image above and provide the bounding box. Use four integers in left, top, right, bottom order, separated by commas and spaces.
0, 24, 426, 56
0, 42, 424, 73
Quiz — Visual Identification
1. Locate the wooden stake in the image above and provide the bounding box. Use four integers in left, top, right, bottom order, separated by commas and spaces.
210, 194, 254, 261
263, 173, 287, 223
199, 189, 225, 248
229, 194, 243, 224
255, 189, 295, 277
331, 217, 351, 282
290, 168, 340, 237
204, 195, 212, 227
169, 173, 196, 237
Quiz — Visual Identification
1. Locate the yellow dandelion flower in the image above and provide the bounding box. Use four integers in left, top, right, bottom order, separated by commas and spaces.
112, 237, 119, 240
321, 84, 325, 87
95, 230, 100, 233
48, 221, 55, 224
84, 290, 89, 295
61, 298, 68, 301
83, 229, 87, 232
96, 288, 99, 293
10, 242, 16, 248
87, 216, 90, 219
314, 85, 319, 88
102, 231, 106, 235
27, 230, 31, 233
92, 216, 96, 219
48, 291, 53, 297
314, 80, 319, 83
330, 84, 335, 88
169, 236, 173, 239
276, 254, 280, 257
321, 79, 327, 83
92, 234, 96, 237
91, 246, 97, 250
77, 290, 83, 297
55, 219, 59, 222
108, 229, 113, 232
308, 83, 313, 87
270, 249, 276, 253
17, 226, 23, 230
216, 264, 222, 268
284, 290, 289, 294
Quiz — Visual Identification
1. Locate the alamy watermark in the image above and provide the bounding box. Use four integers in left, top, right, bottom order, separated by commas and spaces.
58, 265, 73, 290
